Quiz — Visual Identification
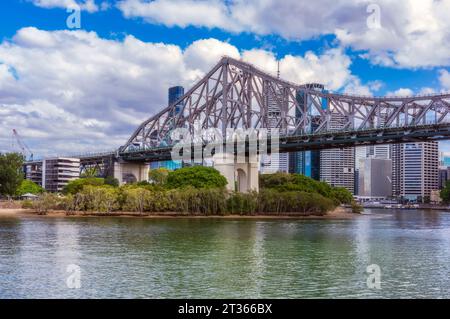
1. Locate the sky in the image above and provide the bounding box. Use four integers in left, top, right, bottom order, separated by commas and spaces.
1, 0, 450, 157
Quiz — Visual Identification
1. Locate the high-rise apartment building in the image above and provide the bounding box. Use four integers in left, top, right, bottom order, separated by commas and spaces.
320, 112, 355, 193
391, 142, 439, 202
42, 157, 80, 193
24, 161, 43, 186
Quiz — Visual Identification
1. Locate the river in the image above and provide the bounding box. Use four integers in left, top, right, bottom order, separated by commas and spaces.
1, 209, 450, 298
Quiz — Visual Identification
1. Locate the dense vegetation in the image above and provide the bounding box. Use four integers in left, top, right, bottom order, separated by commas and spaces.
0, 153, 24, 197
16, 179, 44, 196
24, 167, 355, 216
440, 181, 450, 203
166, 166, 228, 189
260, 173, 353, 205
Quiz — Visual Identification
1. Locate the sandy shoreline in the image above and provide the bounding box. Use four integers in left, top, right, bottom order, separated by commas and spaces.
0, 207, 360, 220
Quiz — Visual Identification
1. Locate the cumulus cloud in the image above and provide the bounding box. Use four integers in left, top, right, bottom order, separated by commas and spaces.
117, 0, 450, 69
439, 69, 450, 91
0, 27, 370, 155
30, 0, 100, 12
386, 88, 414, 97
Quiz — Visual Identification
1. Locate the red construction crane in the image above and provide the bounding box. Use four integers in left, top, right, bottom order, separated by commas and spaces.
12, 129, 33, 161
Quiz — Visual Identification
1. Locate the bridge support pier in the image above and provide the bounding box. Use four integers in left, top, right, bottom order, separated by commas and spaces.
213, 154, 259, 193
114, 162, 149, 185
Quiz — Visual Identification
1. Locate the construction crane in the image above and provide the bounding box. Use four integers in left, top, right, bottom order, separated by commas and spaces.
12, 129, 33, 161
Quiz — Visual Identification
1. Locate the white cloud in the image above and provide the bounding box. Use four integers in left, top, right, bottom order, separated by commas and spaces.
439, 69, 450, 91
117, 0, 450, 69
418, 87, 436, 95
0, 27, 369, 155
386, 88, 414, 97
118, 0, 235, 30
30, 0, 100, 12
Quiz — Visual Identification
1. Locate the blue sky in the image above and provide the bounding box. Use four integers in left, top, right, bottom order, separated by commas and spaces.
1, 0, 450, 155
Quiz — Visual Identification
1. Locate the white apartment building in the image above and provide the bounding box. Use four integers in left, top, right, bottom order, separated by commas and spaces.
42, 157, 80, 193
391, 142, 438, 202
320, 112, 355, 193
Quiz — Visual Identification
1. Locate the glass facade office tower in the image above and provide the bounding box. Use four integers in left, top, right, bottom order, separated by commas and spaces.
168, 86, 184, 117
288, 85, 325, 181
151, 86, 185, 171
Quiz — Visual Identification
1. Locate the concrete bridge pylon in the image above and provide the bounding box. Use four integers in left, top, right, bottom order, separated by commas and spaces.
213, 152, 259, 193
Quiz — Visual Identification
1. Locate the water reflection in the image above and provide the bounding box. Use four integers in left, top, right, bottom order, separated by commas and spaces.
1, 210, 450, 298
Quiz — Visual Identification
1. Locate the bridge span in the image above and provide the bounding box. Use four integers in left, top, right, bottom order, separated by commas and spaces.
27, 57, 450, 192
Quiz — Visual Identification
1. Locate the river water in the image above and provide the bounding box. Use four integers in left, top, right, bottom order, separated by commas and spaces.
1, 209, 450, 298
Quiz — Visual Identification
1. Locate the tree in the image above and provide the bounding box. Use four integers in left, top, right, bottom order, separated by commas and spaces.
16, 179, 44, 196
33, 193, 59, 215
148, 168, 169, 185
122, 187, 152, 214
63, 177, 104, 195
0, 153, 24, 197
104, 176, 119, 187
167, 166, 227, 189
440, 181, 450, 203
330, 187, 354, 205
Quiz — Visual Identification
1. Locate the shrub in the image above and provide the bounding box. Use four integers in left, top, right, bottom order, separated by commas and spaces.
75, 185, 119, 213
351, 202, 364, 214
148, 168, 169, 186
104, 176, 119, 187
227, 191, 258, 215
33, 193, 59, 215
256, 189, 335, 215
260, 172, 353, 205
122, 187, 153, 213
21, 199, 34, 209
63, 177, 105, 195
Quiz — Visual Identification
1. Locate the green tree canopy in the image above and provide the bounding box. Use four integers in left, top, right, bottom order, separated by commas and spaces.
148, 168, 169, 186
104, 176, 119, 187
167, 166, 227, 189
16, 179, 44, 196
260, 172, 353, 204
63, 177, 105, 194
440, 181, 450, 203
0, 152, 24, 196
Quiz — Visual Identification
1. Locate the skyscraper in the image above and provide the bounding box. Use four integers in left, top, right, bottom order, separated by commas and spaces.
288, 85, 324, 180
391, 142, 439, 202
354, 144, 391, 194
150, 86, 185, 171
358, 158, 392, 197
260, 82, 289, 174
320, 112, 355, 193
168, 86, 184, 116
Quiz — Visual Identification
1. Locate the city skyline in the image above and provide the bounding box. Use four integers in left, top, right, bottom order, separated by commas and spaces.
1, 0, 450, 156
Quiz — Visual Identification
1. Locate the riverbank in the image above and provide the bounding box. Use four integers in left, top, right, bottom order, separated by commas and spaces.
0, 206, 359, 220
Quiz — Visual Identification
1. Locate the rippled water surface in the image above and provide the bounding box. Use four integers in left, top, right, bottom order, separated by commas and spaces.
1, 209, 450, 298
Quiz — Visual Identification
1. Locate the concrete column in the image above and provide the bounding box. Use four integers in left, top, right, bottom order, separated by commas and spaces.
114, 162, 149, 185
213, 153, 259, 193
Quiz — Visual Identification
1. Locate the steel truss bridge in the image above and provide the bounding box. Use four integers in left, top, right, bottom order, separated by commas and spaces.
119, 56, 450, 162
